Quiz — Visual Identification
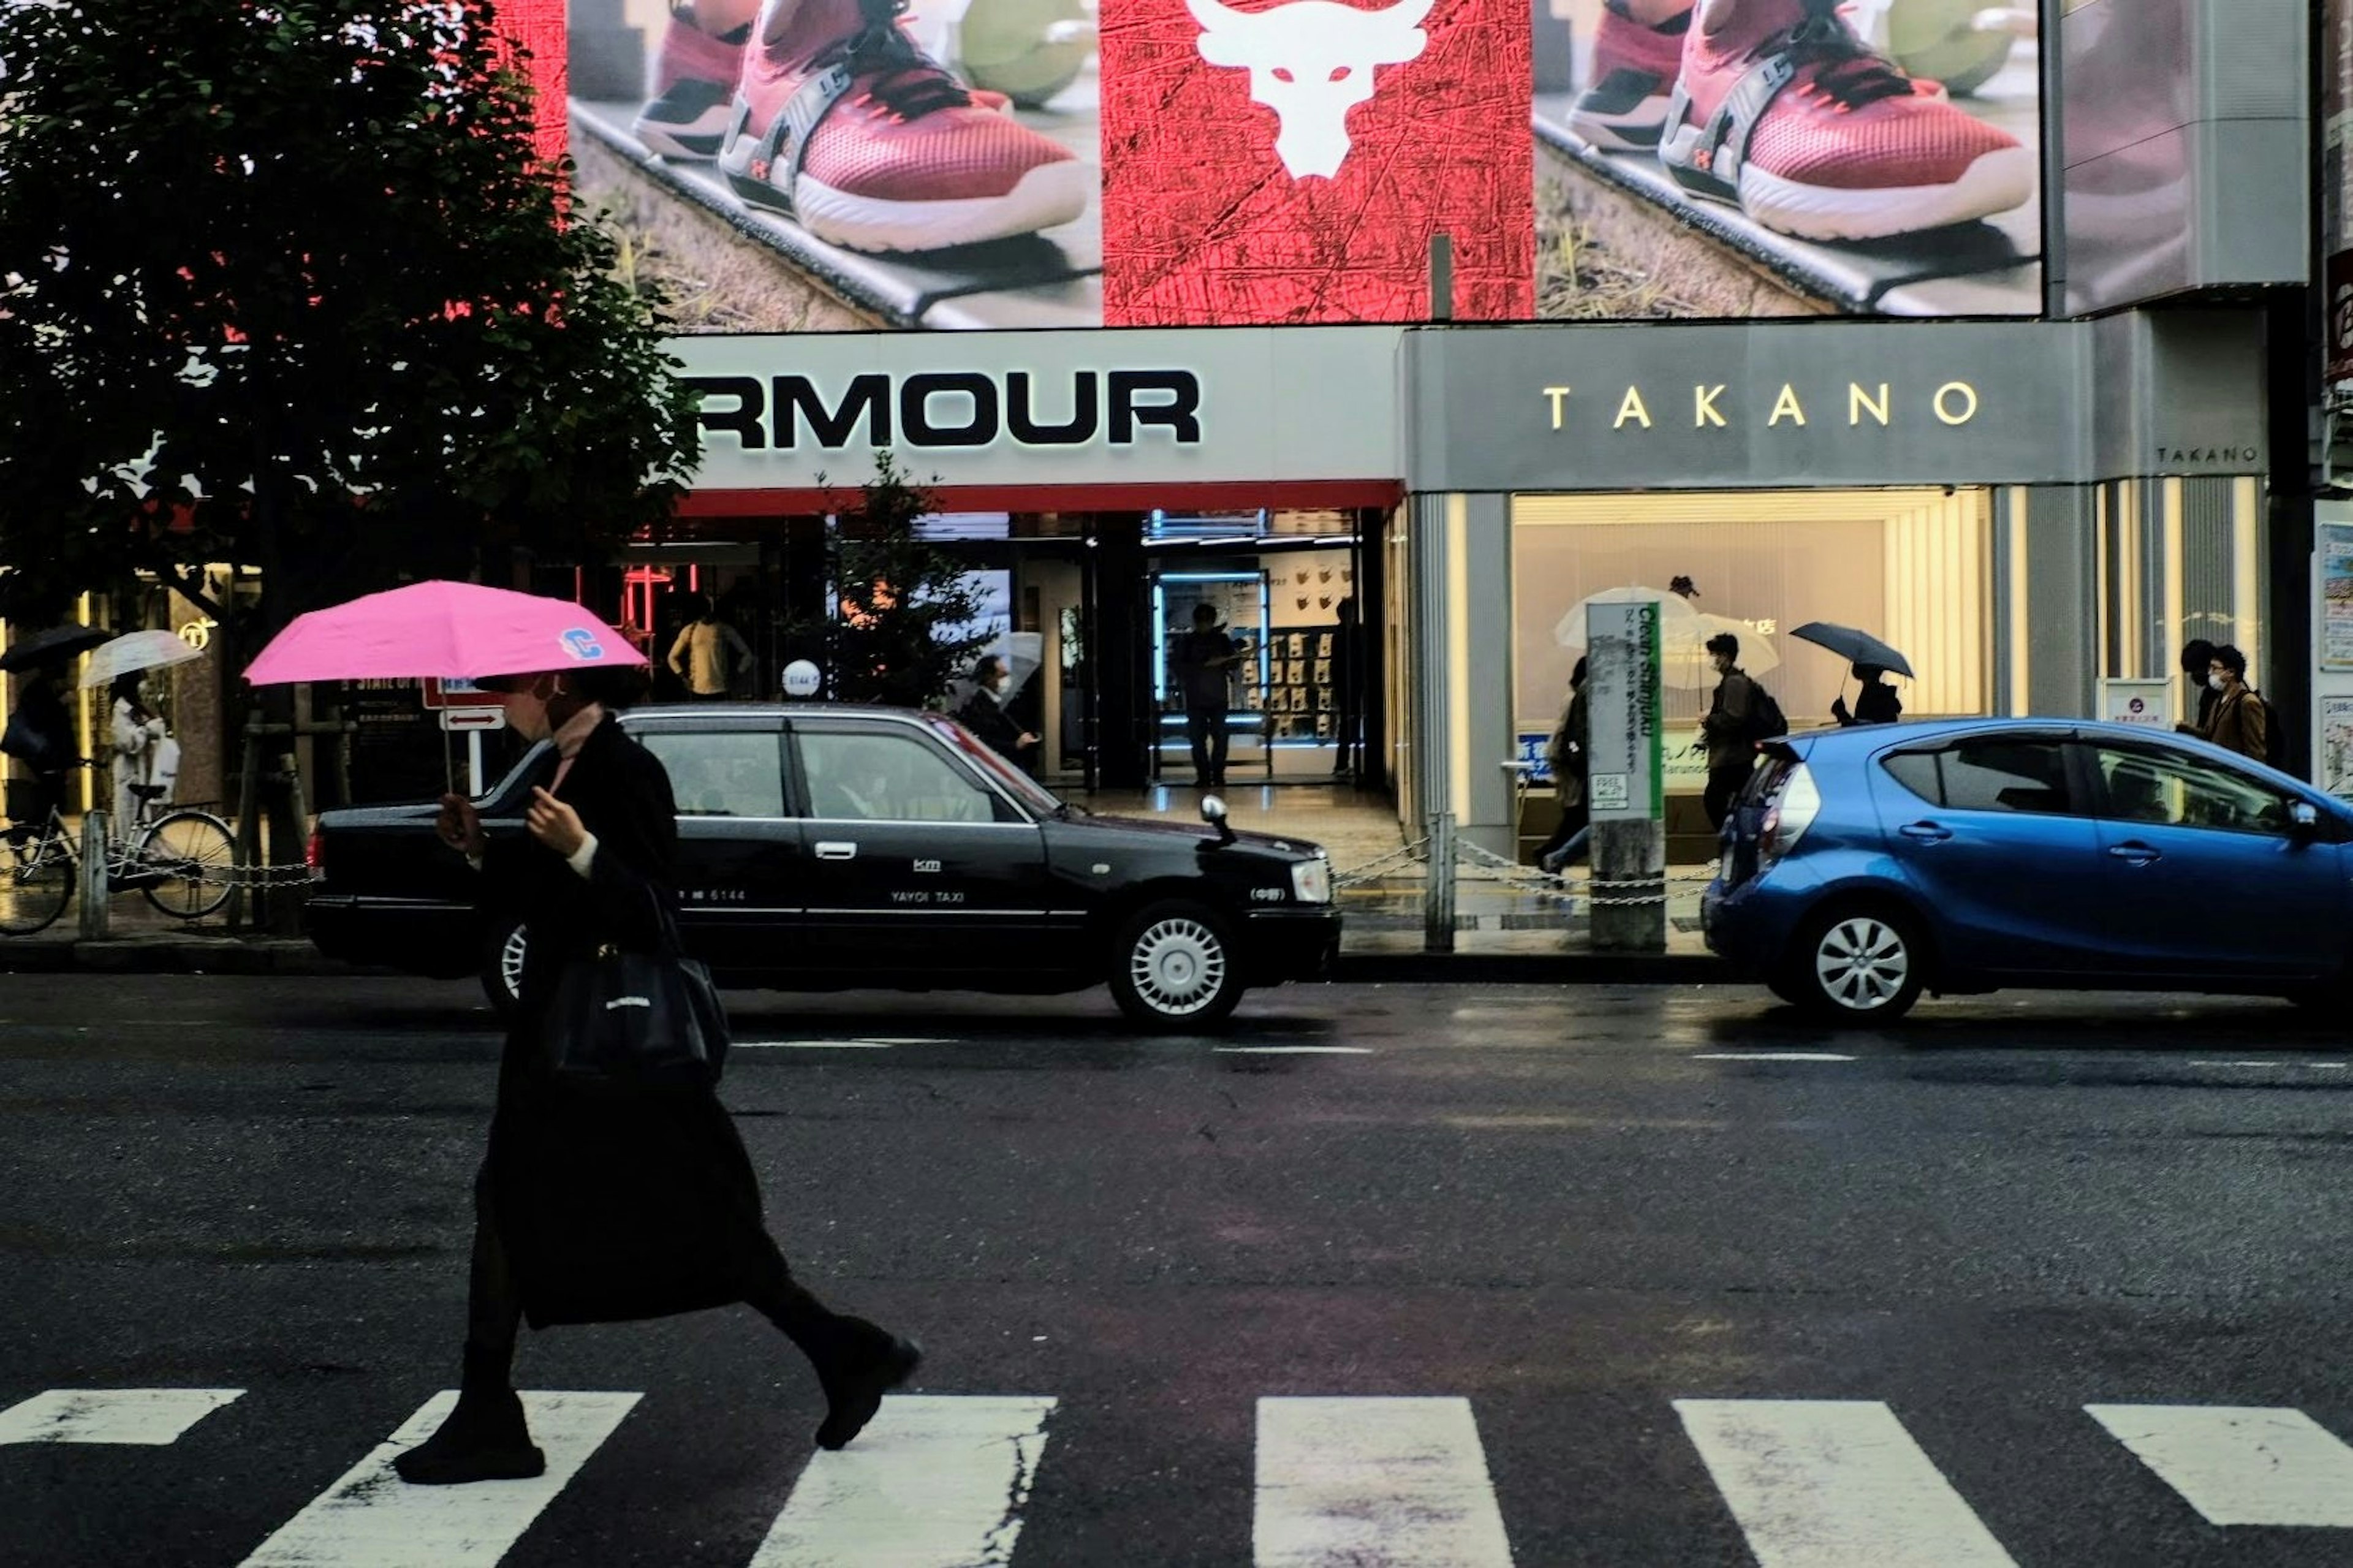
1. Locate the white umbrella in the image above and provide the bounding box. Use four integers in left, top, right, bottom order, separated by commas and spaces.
1552, 586, 1700, 650
79, 629, 206, 689
1662, 613, 1780, 687
984, 630, 1045, 694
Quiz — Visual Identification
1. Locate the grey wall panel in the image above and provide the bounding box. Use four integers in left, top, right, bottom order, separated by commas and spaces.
2025, 486, 2099, 716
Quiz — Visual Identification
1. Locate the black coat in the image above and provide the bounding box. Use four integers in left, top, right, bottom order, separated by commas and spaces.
479, 715, 779, 1330
957, 689, 1029, 765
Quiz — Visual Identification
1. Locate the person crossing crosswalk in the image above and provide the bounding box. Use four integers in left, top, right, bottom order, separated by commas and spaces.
9, 1386, 2353, 1565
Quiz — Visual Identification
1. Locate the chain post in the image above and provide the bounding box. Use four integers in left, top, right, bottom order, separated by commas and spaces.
1423, 811, 1455, 953
78, 811, 109, 941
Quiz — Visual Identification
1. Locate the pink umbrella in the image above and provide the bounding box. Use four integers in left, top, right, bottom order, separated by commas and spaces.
243, 580, 647, 686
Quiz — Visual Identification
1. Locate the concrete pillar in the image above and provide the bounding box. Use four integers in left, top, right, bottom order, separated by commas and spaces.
1407, 491, 1516, 860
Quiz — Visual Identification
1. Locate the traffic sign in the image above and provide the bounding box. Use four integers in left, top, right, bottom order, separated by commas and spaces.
423, 676, 501, 711
440, 707, 506, 732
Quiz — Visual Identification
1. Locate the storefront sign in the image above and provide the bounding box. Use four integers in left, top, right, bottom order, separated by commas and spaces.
1406, 316, 2266, 491
2324, 523, 2353, 670
673, 327, 1401, 494
2324, 695, 2353, 797
1585, 602, 1662, 823
2099, 679, 2170, 729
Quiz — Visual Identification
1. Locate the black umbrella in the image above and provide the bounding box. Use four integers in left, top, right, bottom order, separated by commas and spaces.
0, 624, 113, 674
1789, 621, 1914, 680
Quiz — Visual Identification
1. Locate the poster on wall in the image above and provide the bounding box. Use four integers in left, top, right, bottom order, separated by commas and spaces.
2324, 524, 2353, 670
2324, 696, 2353, 798
560, 0, 2042, 330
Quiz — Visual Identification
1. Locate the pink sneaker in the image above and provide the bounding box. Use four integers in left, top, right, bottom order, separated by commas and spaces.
634, 13, 748, 161
1657, 0, 2031, 240
719, 0, 1089, 252
1566, 1, 1691, 154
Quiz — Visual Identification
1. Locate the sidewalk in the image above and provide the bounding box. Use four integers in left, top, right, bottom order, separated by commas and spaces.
0, 786, 1730, 982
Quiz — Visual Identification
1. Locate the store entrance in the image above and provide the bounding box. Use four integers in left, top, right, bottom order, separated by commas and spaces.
1140, 512, 1368, 788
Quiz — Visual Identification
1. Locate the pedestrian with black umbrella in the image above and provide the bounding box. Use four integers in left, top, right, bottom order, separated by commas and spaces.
1791, 623, 1915, 729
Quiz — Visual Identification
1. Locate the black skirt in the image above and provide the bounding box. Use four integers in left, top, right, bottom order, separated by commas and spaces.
488, 1024, 782, 1330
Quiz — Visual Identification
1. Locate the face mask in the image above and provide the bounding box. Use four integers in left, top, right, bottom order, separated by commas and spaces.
2209, 673, 2229, 691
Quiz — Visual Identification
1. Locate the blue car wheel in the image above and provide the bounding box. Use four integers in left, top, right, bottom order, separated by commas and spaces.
1788, 904, 1926, 1021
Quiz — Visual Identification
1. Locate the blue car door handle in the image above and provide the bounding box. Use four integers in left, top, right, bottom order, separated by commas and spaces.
2108, 841, 2161, 865
1899, 821, 1953, 844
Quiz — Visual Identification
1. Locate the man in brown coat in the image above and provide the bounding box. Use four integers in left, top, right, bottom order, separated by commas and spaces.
2198, 645, 2269, 762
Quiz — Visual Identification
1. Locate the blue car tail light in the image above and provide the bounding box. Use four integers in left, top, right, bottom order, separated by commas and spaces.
1759, 762, 1822, 867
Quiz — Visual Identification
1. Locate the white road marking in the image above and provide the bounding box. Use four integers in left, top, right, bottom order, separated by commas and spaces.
738, 1040, 899, 1050
749, 1395, 1056, 1568
2085, 1404, 2353, 1526
237, 1390, 641, 1567
1254, 1396, 1514, 1567
1691, 1053, 1857, 1062
2186, 1060, 2352, 1071
1214, 1047, 1376, 1056
1675, 1399, 2017, 1567
0, 1388, 244, 1445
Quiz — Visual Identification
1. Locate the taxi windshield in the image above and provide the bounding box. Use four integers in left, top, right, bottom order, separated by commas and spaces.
925, 715, 1067, 817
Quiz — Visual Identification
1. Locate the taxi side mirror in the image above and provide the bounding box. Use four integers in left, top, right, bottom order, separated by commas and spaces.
1200, 793, 1237, 845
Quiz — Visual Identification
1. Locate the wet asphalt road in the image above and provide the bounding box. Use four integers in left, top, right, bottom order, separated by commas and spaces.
3, 975, 2352, 1567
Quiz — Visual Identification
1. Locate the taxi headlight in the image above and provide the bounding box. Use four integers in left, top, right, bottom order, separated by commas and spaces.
1290, 857, 1333, 904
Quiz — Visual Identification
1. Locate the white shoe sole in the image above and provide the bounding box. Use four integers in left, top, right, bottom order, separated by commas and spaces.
1735, 144, 2035, 241
1564, 93, 1672, 154
790, 160, 1093, 252
632, 103, 732, 162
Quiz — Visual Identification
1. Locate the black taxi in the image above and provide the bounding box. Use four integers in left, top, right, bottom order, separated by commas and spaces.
305, 704, 1340, 1029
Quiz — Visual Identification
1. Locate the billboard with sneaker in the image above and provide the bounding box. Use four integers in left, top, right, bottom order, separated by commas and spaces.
563, 0, 2042, 329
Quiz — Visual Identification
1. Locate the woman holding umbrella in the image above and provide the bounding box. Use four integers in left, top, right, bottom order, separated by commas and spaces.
394, 658, 921, 1484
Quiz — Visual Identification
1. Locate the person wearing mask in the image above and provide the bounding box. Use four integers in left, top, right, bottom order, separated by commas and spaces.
1830, 664, 1902, 727
401, 664, 919, 1485
1173, 603, 1246, 789
107, 673, 170, 831
1699, 632, 1760, 831
667, 593, 754, 700
1534, 659, 1590, 876
2197, 645, 2269, 762
957, 654, 1040, 772
2, 662, 76, 841
2174, 638, 2222, 738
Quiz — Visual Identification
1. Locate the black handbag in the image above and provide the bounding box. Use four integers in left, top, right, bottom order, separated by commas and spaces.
539, 895, 730, 1093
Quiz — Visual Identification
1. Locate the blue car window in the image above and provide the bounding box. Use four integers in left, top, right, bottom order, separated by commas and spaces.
2094, 747, 2294, 837
1880, 740, 2074, 815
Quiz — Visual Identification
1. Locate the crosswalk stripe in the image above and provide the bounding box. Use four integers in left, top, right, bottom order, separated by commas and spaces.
1254, 1396, 1514, 1568
748, 1395, 1056, 1568
237, 1390, 641, 1567
2085, 1404, 2353, 1526
1675, 1399, 2017, 1567
0, 1388, 244, 1446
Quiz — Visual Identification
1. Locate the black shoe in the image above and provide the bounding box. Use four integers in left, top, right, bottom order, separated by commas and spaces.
814, 1327, 923, 1451
392, 1388, 546, 1485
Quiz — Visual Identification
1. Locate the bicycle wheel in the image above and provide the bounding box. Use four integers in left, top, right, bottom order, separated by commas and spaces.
0, 831, 74, 936
138, 810, 238, 920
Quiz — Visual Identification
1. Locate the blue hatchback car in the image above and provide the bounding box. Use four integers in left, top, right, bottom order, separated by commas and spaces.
1701, 718, 2353, 1021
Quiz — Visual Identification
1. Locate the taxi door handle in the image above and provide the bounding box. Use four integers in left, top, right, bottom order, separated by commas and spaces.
814, 841, 858, 861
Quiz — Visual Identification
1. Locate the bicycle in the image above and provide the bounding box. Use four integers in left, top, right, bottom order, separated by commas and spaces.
1, 762, 240, 935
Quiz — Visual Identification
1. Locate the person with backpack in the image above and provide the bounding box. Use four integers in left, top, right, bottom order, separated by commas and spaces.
2197, 645, 2273, 765
1700, 632, 1781, 831
1830, 663, 1903, 727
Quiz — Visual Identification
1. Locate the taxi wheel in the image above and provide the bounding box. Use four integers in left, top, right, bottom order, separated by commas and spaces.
1110, 901, 1243, 1030
1786, 904, 1923, 1022
480, 920, 527, 1022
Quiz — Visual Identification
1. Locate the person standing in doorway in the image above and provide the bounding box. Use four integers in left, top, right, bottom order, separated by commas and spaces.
401, 665, 919, 1485
2197, 645, 2270, 762
1330, 597, 1363, 781
1700, 632, 1760, 831
1534, 657, 1590, 875
668, 593, 754, 700
957, 655, 1040, 773
1174, 603, 1245, 789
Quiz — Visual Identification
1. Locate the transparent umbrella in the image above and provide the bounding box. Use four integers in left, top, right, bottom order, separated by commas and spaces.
80, 630, 206, 690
